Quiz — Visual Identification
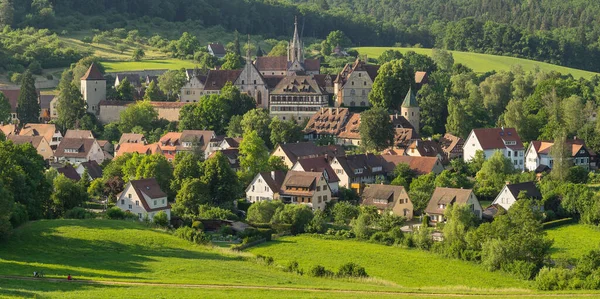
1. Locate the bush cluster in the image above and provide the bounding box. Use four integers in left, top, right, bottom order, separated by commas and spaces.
64, 207, 95, 219
173, 226, 211, 245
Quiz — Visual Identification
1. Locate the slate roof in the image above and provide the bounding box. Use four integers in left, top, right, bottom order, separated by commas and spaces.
54, 138, 97, 158
115, 74, 142, 87
406, 139, 445, 161
81, 63, 105, 81
361, 184, 407, 210
254, 56, 288, 71
401, 88, 418, 108
204, 70, 243, 91
333, 153, 388, 178
425, 187, 474, 215
472, 128, 524, 150
80, 160, 103, 179
208, 43, 226, 55
57, 164, 81, 181
278, 142, 344, 165
505, 182, 542, 200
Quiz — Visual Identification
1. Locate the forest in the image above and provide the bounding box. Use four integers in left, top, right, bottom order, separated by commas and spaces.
3, 0, 600, 72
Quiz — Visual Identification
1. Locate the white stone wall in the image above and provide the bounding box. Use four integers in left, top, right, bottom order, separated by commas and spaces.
81, 79, 106, 114
246, 173, 276, 203
337, 71, 373, 107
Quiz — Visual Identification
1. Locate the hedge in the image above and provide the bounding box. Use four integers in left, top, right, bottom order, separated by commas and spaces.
543, 218, 575, 229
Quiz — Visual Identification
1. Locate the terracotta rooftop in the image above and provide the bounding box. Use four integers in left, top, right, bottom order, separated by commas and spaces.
81, 63, 105, 81
471, 128, 524, 150
425, 187, 474, 215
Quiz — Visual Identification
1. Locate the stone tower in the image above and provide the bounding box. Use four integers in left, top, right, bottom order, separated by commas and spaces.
288, 16, 304, 63
401, 87, 420, 134
80, 63, 106, 114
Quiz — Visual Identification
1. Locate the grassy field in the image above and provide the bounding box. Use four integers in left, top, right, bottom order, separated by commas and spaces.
547, 224, 600, 260
249, 235, 528, 290
101, 59, 199, 72
354, 47, 600, 79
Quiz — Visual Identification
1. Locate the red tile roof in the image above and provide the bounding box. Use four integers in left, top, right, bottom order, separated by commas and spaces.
472, 128, 523, 150
254, 56, 288, 71
204, 70, 243, 91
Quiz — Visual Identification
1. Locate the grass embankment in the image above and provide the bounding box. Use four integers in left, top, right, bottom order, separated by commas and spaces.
354, 47, 599, 79
249, 235, 527, 290
547, 224, 600, 260
101, 59, 199, 72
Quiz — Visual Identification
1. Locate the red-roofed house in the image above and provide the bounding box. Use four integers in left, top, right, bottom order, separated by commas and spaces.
463, 128, 525, 170
333, 58, 379, 107
525, 138, 593, 171
116, 178, 171, 221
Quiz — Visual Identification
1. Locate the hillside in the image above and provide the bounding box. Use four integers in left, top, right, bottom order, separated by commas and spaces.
547, 224, 600, 260
354, 47, 600, 79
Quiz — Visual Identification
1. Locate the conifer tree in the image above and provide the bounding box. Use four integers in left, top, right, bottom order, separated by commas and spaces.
17, 71, 40, 124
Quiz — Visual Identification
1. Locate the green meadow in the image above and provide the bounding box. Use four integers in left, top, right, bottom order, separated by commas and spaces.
354, 47, 600, 79
547, 224, 600, 260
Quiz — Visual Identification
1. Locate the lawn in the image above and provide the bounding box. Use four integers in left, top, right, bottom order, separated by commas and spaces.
354, 47, 599, 79
547, 224, 600, 260
101, 59, 199, 72
249, 235, 528, 290
0, 220, 379, 291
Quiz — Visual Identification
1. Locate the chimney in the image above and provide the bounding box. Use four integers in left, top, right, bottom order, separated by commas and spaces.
271, 171, 275, 180
505, 181, 511, 185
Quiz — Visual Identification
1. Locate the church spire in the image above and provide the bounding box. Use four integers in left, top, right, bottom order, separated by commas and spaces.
289, 16, 303, 63
246, 34, 251, 64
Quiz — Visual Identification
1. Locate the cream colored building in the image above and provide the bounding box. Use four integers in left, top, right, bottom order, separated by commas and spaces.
80, 63, 106, 114
117, 178, 171, 221
334, 59, 379, 107
361, 184, 414, 220
7, 135, 53, 160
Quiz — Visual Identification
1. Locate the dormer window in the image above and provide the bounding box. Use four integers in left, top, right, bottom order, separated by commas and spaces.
504, 141, 516, 146
439, 204, 446, 209
183, 142, 192, 147
354, 168, 363, 174
372, 166, 382, 172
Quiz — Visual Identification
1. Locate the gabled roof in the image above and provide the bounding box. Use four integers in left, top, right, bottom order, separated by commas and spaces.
278, 142, 344, 165
407, 139, 445, 159
54, 138, 98, 158
119, 133, 146, 145
504, 182, 542, 200
40, 95, 55, 110
271, 75, 325, 95
471, 128, 524, 150
252, 170, 286, 194
64, 129, 94, 139
530, 139, 589, 157
0, 89, 40, 112
204, 70, 243, 91
380, 155, 441, 175
207, 43, 226, 55
57, 164, 81, 181
129, 178, 167, 199
425, 187, 474, 215
304, 107, 352, 136
115, 74, 142, 87
415, 71, 428, 84
81, 63, 105, 81
12, 123, 58, 144
116, 142, 161, 157
254, 56, 288, 71
263, 75, 285, 89
80, 160, 103, 179
295, 156, 340, 183
303, 59, 321, 72
361, 184, 407, 210
280, 171, 323, 196
7, 135, 45, 148
401, 88, 418, 108
439, 133, 464, 155
333, 153, 388, 178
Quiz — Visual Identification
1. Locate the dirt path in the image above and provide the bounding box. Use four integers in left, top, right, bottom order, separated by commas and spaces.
1, 275, 600, 297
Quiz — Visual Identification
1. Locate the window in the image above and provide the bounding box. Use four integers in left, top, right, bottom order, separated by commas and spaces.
162, 199, 165, 204
128, 194, 132, 198
317, 186, 321, 191
323, 185, 327, 190
241, 80, 245, 84
135, 201, 139, 206
128, 204, 132, 209
254, 80, 257, 84
508, 151, 511, 157
121, 199, 124, 205
363, 81, 366, 86
358, 73, 362, 77
351, 81, 354, 86
138, 213, 142, 219
154, 200, 157, 205
323, 195, 327, 201
252, 186, 255, 191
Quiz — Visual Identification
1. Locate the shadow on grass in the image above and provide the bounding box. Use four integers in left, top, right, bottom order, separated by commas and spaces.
0, 220, 241, 280
0, 278, 126, 298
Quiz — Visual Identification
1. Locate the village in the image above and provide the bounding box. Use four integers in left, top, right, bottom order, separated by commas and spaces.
1, 17, 600, 295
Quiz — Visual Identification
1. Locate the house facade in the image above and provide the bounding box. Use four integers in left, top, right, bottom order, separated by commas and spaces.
117, 178, 171, 221
525, 139, 593, 171
279, 171, 332, 211
245, 171, 285, 203
329, 154, 388, 190
425, 187, 482, 223
271, 142, 344, 169
53, 138, 105, 164
333, 59, 379, 107
269, 75, 328, 122
361, 184, 414, 220
7, 135, 53, 160
463, 128, 525, 170
291, 157, 340, 194
491, 182, 542, 211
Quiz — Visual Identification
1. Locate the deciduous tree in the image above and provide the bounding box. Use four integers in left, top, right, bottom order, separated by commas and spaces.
359, 107, 394, 151
369, 59, 415, 109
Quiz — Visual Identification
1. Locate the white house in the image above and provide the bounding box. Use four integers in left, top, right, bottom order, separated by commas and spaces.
53, 138, 105, 164
525, 139, 593, 171
425, 187, 482, 223
245, 171, 286, 203
491, 182, 542, 211
463, 127, 525, 170
117, 178, 171, 221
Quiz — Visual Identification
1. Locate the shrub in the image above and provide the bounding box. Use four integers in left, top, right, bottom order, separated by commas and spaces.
502, 260, 538, 280
191, 221, 203, 230
9, 203, 28, 227
153, 211, 169, 227
257, 228, 273, 241
198, 205, 238, 220
421, 215, 429, 227
583, 269, 600, 289
174, 226, 211, 245
10, 73, 22, 84
337, 262, 368, 278
284, 260, 303, 275
309, 265, 334, 277
413, 228, 433, 250
402, 234, 414, 248
106, 207, 126, 219
370, 231, 395, 246
255, 254, 274, 266
64, 207, 90, 219
219, 225, 235, 236
535, 267, 573, 290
